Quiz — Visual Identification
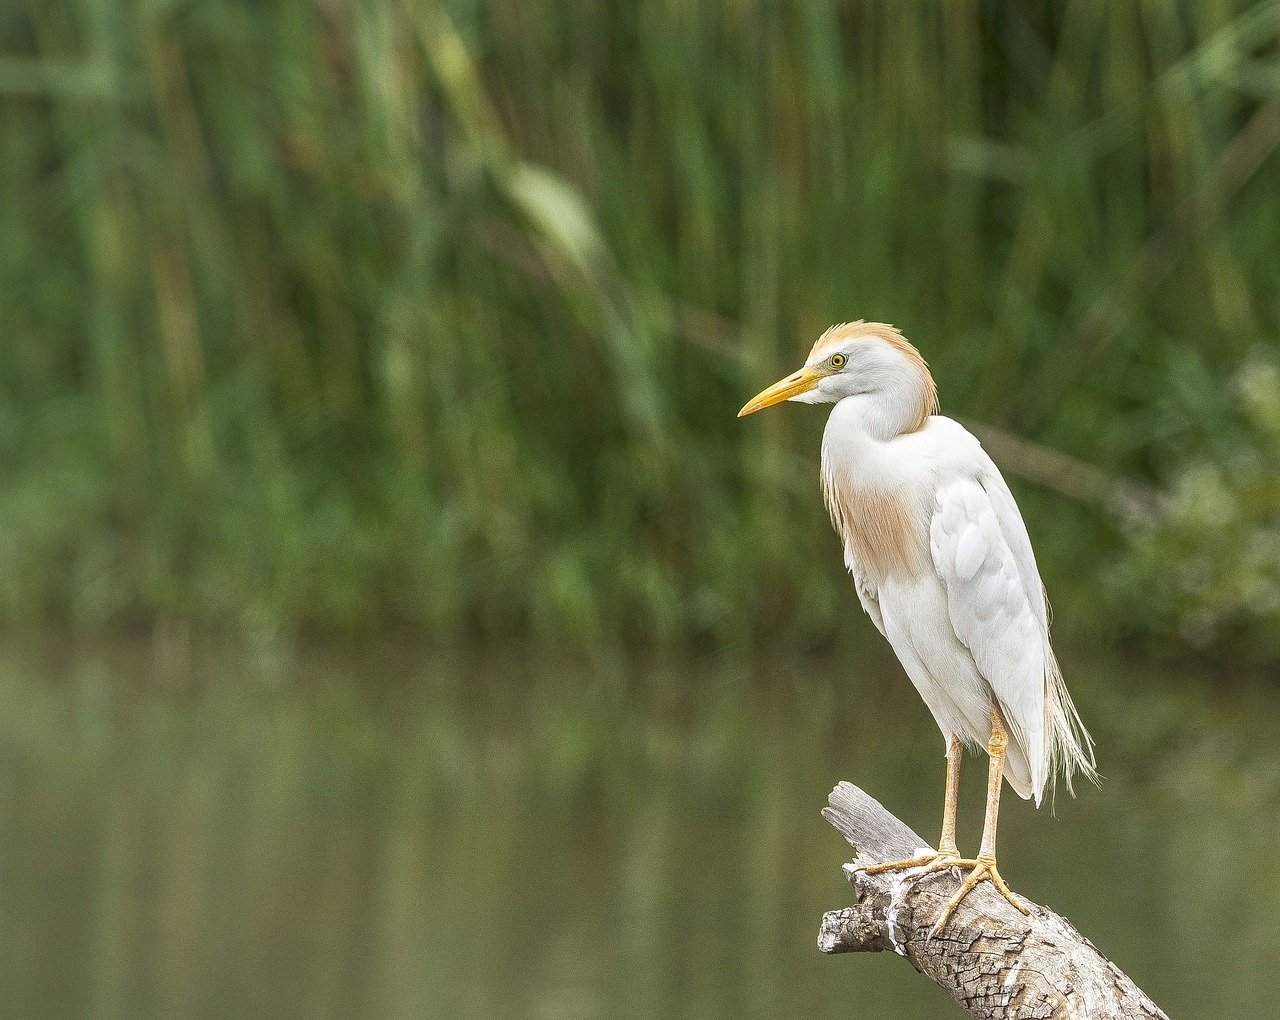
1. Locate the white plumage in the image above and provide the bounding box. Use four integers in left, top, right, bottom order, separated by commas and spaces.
740, 320, 1096, 928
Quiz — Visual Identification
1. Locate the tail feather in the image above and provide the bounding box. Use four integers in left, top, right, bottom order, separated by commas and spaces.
1043, 645, 1098, 802
1001, 736, 1034, 800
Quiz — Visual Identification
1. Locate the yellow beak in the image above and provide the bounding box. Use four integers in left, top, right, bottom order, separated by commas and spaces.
737, 365, 824, 417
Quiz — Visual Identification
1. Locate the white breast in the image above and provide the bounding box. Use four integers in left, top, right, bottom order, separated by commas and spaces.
821, 411, 1045, 798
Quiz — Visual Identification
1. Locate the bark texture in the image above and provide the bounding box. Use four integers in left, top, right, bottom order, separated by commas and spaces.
818, 782, 1168, 1020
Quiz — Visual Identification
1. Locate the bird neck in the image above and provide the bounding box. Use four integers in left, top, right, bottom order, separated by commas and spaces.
826, 384, 932, 444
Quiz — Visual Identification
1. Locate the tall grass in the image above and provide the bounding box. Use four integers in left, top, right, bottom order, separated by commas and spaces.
3, 1, 1280, 656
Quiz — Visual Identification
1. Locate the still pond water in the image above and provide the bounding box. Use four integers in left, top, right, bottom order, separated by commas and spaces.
0, 642, 1277, 1019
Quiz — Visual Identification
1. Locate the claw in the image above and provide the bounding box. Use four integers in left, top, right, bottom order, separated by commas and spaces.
852, 851, 957, 877
928, 856, 1029, 938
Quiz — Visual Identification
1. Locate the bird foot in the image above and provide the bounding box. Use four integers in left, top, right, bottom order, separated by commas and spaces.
928, 855, 1029, 938
851, 849, 960, 877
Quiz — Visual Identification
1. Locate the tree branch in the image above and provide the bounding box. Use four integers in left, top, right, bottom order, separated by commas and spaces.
817, 782, 1168, 1019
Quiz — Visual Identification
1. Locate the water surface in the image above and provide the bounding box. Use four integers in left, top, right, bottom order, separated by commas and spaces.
0, 644, 1276, 1018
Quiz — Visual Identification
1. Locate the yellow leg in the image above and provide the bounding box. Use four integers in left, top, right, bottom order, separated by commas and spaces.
853, 736, 963, 876
938, 734, 962, 857
929, 708, 1030, 935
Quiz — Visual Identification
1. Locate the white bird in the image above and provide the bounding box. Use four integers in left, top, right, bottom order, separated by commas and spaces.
739, 321, 1096, 929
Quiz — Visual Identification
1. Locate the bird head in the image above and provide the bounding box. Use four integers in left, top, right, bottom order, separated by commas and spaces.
737, 321, 938, 429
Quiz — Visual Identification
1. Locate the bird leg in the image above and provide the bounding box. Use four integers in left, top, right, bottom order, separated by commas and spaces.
929, 708, 1030, 936
852, 736, 963, 876
938, 733, 962, 858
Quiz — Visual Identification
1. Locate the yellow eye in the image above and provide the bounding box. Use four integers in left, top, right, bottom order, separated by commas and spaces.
830, 353, 846, 369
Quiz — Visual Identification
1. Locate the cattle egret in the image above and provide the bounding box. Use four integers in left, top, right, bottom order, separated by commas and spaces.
739, 321, 1096, 930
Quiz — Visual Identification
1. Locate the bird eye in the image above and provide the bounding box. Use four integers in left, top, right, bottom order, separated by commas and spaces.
830, 353, 846, 369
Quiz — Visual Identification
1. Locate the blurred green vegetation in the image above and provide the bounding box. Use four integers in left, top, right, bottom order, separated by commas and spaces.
3, 1, 1280, 657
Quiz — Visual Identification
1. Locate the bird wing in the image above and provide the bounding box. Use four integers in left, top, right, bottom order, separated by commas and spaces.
851, 565, 886, 637
929, 472, 1048, 797
976, 465, 1050, 633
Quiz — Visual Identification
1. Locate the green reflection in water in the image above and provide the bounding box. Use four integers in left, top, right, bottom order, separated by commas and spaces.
0, 646, 1276, 1019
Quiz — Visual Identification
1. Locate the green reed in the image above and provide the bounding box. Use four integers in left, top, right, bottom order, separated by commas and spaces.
3, 1, 1280, 656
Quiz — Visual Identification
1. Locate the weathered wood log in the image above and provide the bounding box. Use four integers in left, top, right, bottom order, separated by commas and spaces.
818, 782, 1168, 1019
